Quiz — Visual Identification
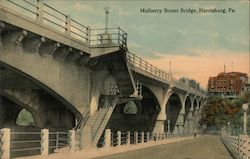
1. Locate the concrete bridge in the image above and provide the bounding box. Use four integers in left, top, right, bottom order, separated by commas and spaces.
0, 0, 206, 157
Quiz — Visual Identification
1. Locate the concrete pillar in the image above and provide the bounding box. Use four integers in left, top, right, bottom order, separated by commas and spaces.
153, 120, 165, 134
117, 131, 121, 146
126, 131, 130, 145
146, 132, 150, 142
134, 132, 138, 144
104, 129, 111, 148
41, 129, 49, 156
141, 132, 144, 143
66, 15, 71, 35
37, 0, 44, 22
69, 130, 76, 152
1, 128, 10, 159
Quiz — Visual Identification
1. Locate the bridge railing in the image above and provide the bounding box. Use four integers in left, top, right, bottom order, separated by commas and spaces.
10, 131, 42, 158
2, 0, 127, 48
127, 52, 171, 81
90, 28, 127, 48
221, 135, 250, 159
49, 131, 69, 151
0, 128, 73, 159
98, 130, 193, 148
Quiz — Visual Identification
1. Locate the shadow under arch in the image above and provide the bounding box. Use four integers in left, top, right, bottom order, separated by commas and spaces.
184, 96, 192, 122
0, 95, 22, 128
193, 98, 198, 116
106, 85, 160, 132
165, 93, 182, 133
0, 61, 81, 120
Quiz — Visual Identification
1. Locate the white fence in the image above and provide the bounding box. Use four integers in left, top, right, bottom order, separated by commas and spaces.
221, 135, 250, 159
0, 128, 70, 159
98, 129, 190, 149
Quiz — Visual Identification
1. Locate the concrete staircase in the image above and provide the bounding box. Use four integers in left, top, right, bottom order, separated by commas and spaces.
80, 92, 118, 148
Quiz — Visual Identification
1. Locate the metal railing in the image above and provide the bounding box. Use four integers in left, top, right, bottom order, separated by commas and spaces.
90, 28, 127, 48
91, 84, 118, 140
126, 52, 204, 94
3, 0, 127, 48
121, 132, 127, 145
10, 131, 41, 156
221, 135, 250, 159
127, 52, 171, 81
106, 131, 192, 149
49, 131, 69, 150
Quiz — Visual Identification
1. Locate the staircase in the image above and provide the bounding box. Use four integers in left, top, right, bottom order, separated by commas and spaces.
79, 84, 118, 148
108, 51, 137, 97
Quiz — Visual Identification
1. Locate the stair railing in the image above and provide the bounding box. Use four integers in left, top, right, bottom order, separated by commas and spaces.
91, 84, 118, 140
74, 107, 90, 131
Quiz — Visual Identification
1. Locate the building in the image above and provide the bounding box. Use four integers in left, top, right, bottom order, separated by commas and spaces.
208, 72, 248, 98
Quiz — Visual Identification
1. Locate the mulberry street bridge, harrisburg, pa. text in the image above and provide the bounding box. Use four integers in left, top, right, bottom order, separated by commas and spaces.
0, 0, 208, 158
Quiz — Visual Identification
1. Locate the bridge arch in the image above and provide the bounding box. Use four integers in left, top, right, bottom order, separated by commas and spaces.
0, 62, 82, 119
107, 85, 160, 132
165, 92, 182, 133
1, 89, 76, 129
193, 98, 198, 116
184, 96, 192, 122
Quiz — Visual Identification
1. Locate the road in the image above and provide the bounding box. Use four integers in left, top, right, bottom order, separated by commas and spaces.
93, 135, 232, 159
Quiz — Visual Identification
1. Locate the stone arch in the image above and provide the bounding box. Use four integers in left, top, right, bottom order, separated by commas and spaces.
108, 85, 160, 132
0, 62, 82, 119
1, 89, 76, 129
165, 92, 182, 133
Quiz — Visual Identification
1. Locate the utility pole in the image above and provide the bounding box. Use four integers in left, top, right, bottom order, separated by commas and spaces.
104, 7, 109, 33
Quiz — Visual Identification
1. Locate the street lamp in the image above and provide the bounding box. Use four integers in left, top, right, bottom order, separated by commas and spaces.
167, 120, 170, 134
227, 122, 230, 135
242, 103, 249, 135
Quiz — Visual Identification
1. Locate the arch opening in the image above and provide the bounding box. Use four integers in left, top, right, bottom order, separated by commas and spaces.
16, 108, 35, 126
184, 96, 192, 122
193, 98, 198, 116
165, 93, 182, 133
106, 85, 160, 132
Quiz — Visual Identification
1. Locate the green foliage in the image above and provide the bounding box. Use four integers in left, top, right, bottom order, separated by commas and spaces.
179, 77, 201, 90
16, 108, 35, 126
201, 94, 246, 130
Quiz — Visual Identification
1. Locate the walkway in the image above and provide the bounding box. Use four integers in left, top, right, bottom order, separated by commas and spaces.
93, 135, 232, 159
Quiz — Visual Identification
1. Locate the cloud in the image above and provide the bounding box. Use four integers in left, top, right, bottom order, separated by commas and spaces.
146, 49, 249, 88
72, 2, 102, 16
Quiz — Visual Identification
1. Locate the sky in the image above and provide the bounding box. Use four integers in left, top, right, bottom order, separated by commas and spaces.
16, 0, 250, 88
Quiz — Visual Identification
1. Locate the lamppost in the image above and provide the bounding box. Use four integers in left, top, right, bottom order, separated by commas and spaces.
242, 103, 249, 135
227, 121, 230, 135
167, 120, 170, 134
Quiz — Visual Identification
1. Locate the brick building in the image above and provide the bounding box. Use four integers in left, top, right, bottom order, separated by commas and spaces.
208, 72, 248, 98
